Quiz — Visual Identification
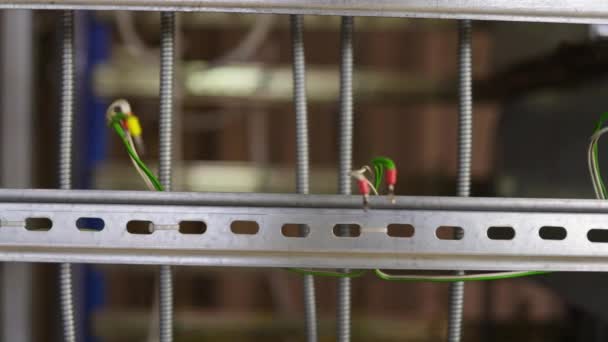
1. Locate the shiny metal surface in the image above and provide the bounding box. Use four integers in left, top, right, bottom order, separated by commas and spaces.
0, 190, 608, 270
1, 0, 608, 23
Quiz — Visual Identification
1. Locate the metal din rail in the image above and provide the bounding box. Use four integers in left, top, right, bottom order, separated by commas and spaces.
0, 189, 607, 271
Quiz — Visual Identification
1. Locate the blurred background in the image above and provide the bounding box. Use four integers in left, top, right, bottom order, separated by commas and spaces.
3, 10, 608, 342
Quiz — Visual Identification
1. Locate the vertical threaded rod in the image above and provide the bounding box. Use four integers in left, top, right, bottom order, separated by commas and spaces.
290, 14, 318, 342
456, 20, 472, 200
159, 265, 173, 342
59, 10, 74, 192
291, 15, 309, 196
59, 262, 75, 342
447, 19, 473, 342
159, 11, 175, 342
337, 16, 354, 342
59, 10, 76, 342
159, 12, 175, 190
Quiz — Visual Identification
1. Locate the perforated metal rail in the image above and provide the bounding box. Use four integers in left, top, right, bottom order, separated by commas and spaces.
0, 189, 607, 271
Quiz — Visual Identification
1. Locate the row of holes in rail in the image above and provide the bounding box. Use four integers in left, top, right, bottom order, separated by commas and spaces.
14, 217, 608, 242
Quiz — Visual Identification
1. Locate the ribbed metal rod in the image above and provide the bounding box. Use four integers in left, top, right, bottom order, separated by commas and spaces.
159, 11, 175, 342
337, 15, 354, 342
455, 20, 472, 200
59, 9, 76, 342
290, 14, 318, 342
447, 19, 473, 342
59, 11, 74, 191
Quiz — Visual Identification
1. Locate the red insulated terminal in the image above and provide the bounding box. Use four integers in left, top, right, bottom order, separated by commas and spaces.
386, 168, 397, 186
358, 179, 370, 196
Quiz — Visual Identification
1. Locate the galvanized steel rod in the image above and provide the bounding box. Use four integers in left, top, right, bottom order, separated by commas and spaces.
59, 9, 76, 342
447, 19, 473, 342
159, 11, 175, 342
290, 14, 318, 342
455, 20, 473, 200
337, 15, 354, 342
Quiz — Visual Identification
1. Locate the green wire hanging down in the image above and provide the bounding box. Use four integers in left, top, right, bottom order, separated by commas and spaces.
107, 100, 164, 192
110, 118, 163, 192
111, 120, 163, 190
590, 112, 608, 199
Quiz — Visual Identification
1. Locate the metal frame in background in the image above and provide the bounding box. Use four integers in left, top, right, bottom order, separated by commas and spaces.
1, 0, 608, 23
0, 10, 34, 342
1, 189, 608, 271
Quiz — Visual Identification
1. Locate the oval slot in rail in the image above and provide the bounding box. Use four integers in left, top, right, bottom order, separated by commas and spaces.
588, 229, 608, 243
282, 223, 310, 238
231, 221, 260, 235
127, 220, 154, 235
387, 224, 414, 238
539, 226, 567, 240
333, 224, 361, 237
25, 217, 52, 231
436, 226, 464, 240
179, 221, 206, 235
76, 217, 105, 232
487, 226, 515, 240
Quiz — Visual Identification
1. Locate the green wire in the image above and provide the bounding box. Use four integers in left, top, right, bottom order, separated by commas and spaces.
110, 119, 164, 192
373, 163, 384, 189
368, 156, 545, 282
374, 269, 549, 282
371, 156, 396, 190
288, 155, 542, 282
593, 113, 608, 198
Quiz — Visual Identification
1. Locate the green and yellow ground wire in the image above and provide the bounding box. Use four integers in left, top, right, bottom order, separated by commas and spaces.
110, 117, 163, 191
107, 99, 163, 192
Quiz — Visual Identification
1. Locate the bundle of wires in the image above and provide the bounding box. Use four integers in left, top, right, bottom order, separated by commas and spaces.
588, 112, 608, 199
109, 115, 545, 282
352, 156, 546, 282
107, 99, 163, 192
